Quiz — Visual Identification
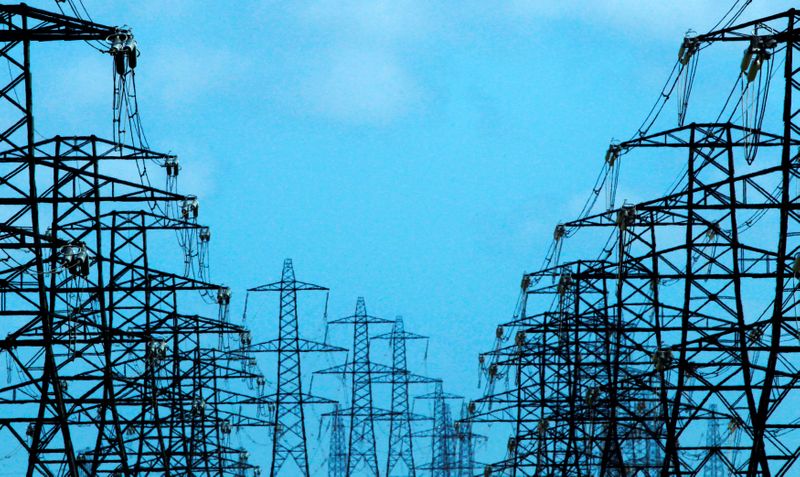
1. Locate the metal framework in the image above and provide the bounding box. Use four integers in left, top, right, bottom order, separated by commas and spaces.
467, 8, 800, 477
453, 403, 484, 477
329, 402, 347, 477
372, 316, 436, 477
242, 259, 344, 477
0, 4, 272, 476
317, 297, 393, 477
415, 382, 461, 477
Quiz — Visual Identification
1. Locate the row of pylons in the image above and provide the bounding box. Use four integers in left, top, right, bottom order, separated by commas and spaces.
10, 1, 800, 477
0, 3, 475, 477
247, 258, 482, 477
464, 6, 800, 477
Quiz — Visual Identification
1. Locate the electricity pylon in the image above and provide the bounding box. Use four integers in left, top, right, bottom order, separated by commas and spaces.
0, 4, 272, 475
416, 382, 462, 477
469, 9, 800, 477
703, 405, 724, 477
329, 403, 348, 477
453, 403, 485, 477
373, 316, 436, 477
243, 259, 345, 476
317, 297, 393, 476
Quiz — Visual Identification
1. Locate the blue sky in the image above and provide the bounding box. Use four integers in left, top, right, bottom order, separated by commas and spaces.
23, 0, 799, 469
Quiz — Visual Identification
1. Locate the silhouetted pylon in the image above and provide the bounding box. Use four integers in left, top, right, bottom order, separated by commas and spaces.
329, 403, 347, 477
318, 297, 393, 476
703, 405, 724, 477
373, 316, 436, 477
416, 382, 463, 477
454, 403, 485, 477
243, 259, 345, 477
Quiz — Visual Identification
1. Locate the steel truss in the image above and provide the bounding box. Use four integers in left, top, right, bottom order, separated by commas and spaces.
468, 9, 800, 477
0, 4, 272, 476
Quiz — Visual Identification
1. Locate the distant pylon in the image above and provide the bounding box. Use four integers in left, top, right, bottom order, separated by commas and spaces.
703, 405, 724, 477
243, 259, 345, 477
416, 382, 462, 477
454, 403, 484, 477
320, 297, 393, 476
373, 317, 436, 477
329, 404, 348, 477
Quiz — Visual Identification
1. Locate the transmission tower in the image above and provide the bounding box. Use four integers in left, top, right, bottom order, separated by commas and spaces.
329, 403, 348, 477
416, 382, 462, 477
372, 316, 437, 477
468, 8, 800, 477
453, 403, 484, 477
0, 4, 272, 475
703, 405, 724, 477
317, 297, 393, 476
242, 259, 345, 477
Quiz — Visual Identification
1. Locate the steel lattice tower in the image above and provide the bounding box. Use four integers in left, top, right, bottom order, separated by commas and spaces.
416, 382, 461, 477
317, 297, 392, 476
329, 403, 348, 477
0, 4, 273, 475
703, 405, 724, 477
372, 316, 436, 477
243, 259, 344, 476
453, 403, 484, 477
468, 8, 800, 477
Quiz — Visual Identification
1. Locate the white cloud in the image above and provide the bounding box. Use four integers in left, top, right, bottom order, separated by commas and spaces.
139, 44, 248, 110
283, 0, 800, 125
283, 0, 431, 124
34, 50, 109, 136
505, 0, 796, 38
300, 0, 433, 45
178, 160, 217, 200
299, 48, 423, 123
